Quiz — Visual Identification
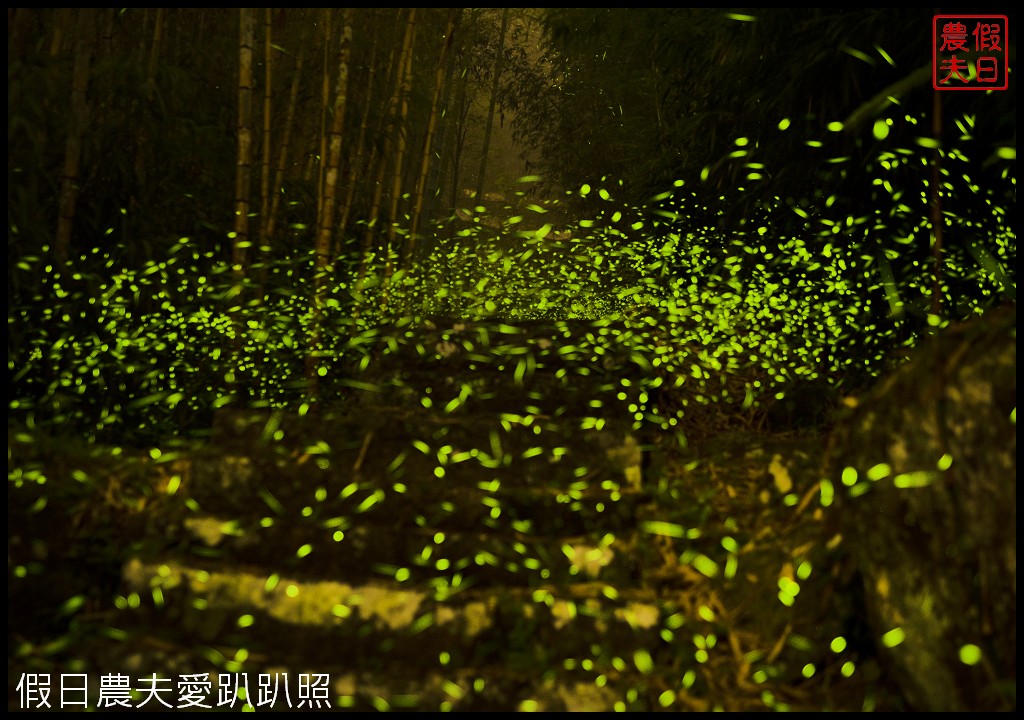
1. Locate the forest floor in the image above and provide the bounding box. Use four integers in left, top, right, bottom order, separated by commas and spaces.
8, 316, 904, 712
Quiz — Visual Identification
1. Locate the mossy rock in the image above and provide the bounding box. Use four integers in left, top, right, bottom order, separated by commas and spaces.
830, 305, 1015, 711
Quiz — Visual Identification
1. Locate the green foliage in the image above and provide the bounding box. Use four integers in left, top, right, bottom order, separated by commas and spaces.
9, 106, 1014, 445
6, 8, 1014, 444
510, 8, 1015, 233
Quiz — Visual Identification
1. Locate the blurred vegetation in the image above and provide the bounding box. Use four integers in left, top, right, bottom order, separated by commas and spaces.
513, 9, 1015, 217
6, 7, 1017, 442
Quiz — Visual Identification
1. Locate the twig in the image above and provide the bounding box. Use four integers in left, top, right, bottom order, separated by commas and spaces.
767, 621, 791, 664
794, 480, 821, 516
353, 430, 374, 475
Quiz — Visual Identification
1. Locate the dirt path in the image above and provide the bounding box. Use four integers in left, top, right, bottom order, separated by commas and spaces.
9, 317, 875, 711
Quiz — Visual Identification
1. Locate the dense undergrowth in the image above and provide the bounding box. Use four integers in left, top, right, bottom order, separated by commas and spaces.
7, 112, 1016, 446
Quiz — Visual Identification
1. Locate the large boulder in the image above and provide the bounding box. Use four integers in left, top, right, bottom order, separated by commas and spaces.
829, 305, 1015, 711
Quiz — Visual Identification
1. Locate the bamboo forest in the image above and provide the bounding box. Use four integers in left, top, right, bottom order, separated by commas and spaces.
7, 8, 1016, 712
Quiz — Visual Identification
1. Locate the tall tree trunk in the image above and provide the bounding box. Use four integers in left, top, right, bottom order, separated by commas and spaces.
219, 8, 256, 414
383, 8, 418, 289
423, 9, 464, 229
55, 8, 96, 263
132, 7, 163, 219
258, 8, 273, 262
266, 30, 308, 245
233, 8, 255, 277
337, 11, 382, 261
146, 8, 163, 84
359, 10, 405, 289
359, 130, 391, 287
315, 9, 333, 224
474, 8, 509, 203
98, 8, 115, 56
929, 89, 944, 319
448, 8, 481, 210
306, 8, 354, 401
406, 9, 457, 265
49, 8, 73, 57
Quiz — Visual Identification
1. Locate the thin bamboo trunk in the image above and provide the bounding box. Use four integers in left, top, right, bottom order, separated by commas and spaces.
258, 8, 273, 260
232, 8, 255, 276
50, 8, 72, 57
55, 8, 95, 263
266, 32, 308, 244
132, 8, 163, 211
383, 8, 418, 289
315, 9, 332, 225
422, 9, 463, 229
337, 12, 381, 260
359, 11, 405, 288
358, 135, 390, 286
929, 88, 944, 319
146, 8, 163, 84
406, 9, 457, 265
306, 8, 354, 400
448, 8, 480, 210
474, 8, 509, 203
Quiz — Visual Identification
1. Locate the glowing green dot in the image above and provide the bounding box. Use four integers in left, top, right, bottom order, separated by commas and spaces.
881, 627, 905, 648
959, 644, 982, 665
634, 649, 654, 674
867, 463, 891, 481
841, 467, 858, 486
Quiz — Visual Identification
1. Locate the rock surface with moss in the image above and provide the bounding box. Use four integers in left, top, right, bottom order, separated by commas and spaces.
829, 305, 1016, 711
